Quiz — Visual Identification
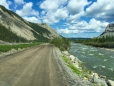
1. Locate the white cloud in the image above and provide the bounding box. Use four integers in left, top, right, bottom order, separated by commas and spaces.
40, 0, 67, 11
57, 28, 78, 34
43, 19, 51, 24
42, 7, 68, 24
40, 0, 88, 24
39, 0, 90, 24
67, 11, 84, 23
23, 16, 40, 23
55, 8, 68, 20
41, 11, 46, 15
14, 0, 24, 5
43, 12, 59, 24
0, 0, 10, 9
57, 18, 109, 34
73, 18, 108, 33
87, 18, 109, 32
67, 0, 89, 15
16, 2, 39, 17
57, 28, 71, 34
31, 10, 39, 17
40, 0, 58, 11
15, 2, 40, 23
85, 0, 114, 22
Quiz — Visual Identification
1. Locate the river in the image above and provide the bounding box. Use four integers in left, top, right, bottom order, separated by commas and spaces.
69, 43, 114, 80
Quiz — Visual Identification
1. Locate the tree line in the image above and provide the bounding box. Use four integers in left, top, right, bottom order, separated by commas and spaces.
74, 36, 114, 48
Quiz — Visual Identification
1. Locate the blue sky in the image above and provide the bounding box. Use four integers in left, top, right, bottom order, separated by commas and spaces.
0, 0, 113, 38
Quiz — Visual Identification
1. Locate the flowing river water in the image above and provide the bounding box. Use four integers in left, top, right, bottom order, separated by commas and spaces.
69, 43, 114, 80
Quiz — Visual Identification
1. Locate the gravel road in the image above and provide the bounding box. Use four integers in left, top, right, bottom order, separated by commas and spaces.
0, 44, 71, 86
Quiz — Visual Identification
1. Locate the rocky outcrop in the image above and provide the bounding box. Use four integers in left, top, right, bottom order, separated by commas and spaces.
0, 5, 59, 42
0, 40, 6, 44
108, 80, 114, 86
100, 23, 114, 37
62, 51, 80, 68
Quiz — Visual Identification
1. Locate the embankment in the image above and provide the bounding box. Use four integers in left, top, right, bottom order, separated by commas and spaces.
55, 47, 114, 86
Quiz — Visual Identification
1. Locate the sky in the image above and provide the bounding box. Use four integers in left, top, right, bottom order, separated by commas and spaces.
0, 0, 114, 38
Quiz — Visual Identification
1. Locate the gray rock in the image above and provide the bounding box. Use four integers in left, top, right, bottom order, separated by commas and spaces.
108, 80, 114, 86
100, 23, 114, 37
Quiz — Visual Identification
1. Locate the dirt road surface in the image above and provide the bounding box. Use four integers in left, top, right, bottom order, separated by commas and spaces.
0, 44, 71, 86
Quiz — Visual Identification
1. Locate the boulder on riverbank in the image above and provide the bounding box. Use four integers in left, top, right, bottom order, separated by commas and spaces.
107, 80, 114, 86
69, 55, 79, 68
62, 51, 70, 56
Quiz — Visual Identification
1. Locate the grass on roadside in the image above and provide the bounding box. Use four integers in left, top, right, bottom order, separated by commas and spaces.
0, 42, 41, 52
61, 55, 92, 80
61, 55, 106, 86
61, 55, 81, 75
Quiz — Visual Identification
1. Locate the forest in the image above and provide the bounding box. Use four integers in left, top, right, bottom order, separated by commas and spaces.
74, 36, 114, 48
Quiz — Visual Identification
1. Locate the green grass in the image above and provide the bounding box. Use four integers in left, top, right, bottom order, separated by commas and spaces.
61, 55, 92, 80
61, 55, 106, 86
61, 55, 81, 75
0, 42, 41, 52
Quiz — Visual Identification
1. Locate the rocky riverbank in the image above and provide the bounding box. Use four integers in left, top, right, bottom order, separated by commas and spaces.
101, 48, 114, 52
54, 47, 114, 86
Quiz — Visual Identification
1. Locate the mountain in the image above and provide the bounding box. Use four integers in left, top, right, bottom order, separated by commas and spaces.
100, 23, 114, 37
0, 5, 59, 42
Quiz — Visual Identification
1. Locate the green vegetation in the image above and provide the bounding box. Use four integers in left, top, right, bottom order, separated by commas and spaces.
0, 42, 41, 52
88, 35, 114, 43
50, 37, 70, 51
0, 24, 27, 42
61, 55, 106, 86
29, 23, 51, 35
74, 36, 114, 48
29, 22, 51, 42
61, 55, 92, 80
61, 55, 81, 75
0, 5, 14, 16
31, 30, 49, 42
84, 42, 114, 48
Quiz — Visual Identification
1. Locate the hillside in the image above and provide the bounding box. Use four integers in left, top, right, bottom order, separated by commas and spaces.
100, 23, 114, 37
0, 5, 59, 42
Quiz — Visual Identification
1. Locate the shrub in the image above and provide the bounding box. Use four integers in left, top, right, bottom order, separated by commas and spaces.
50, 37, 70, 51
